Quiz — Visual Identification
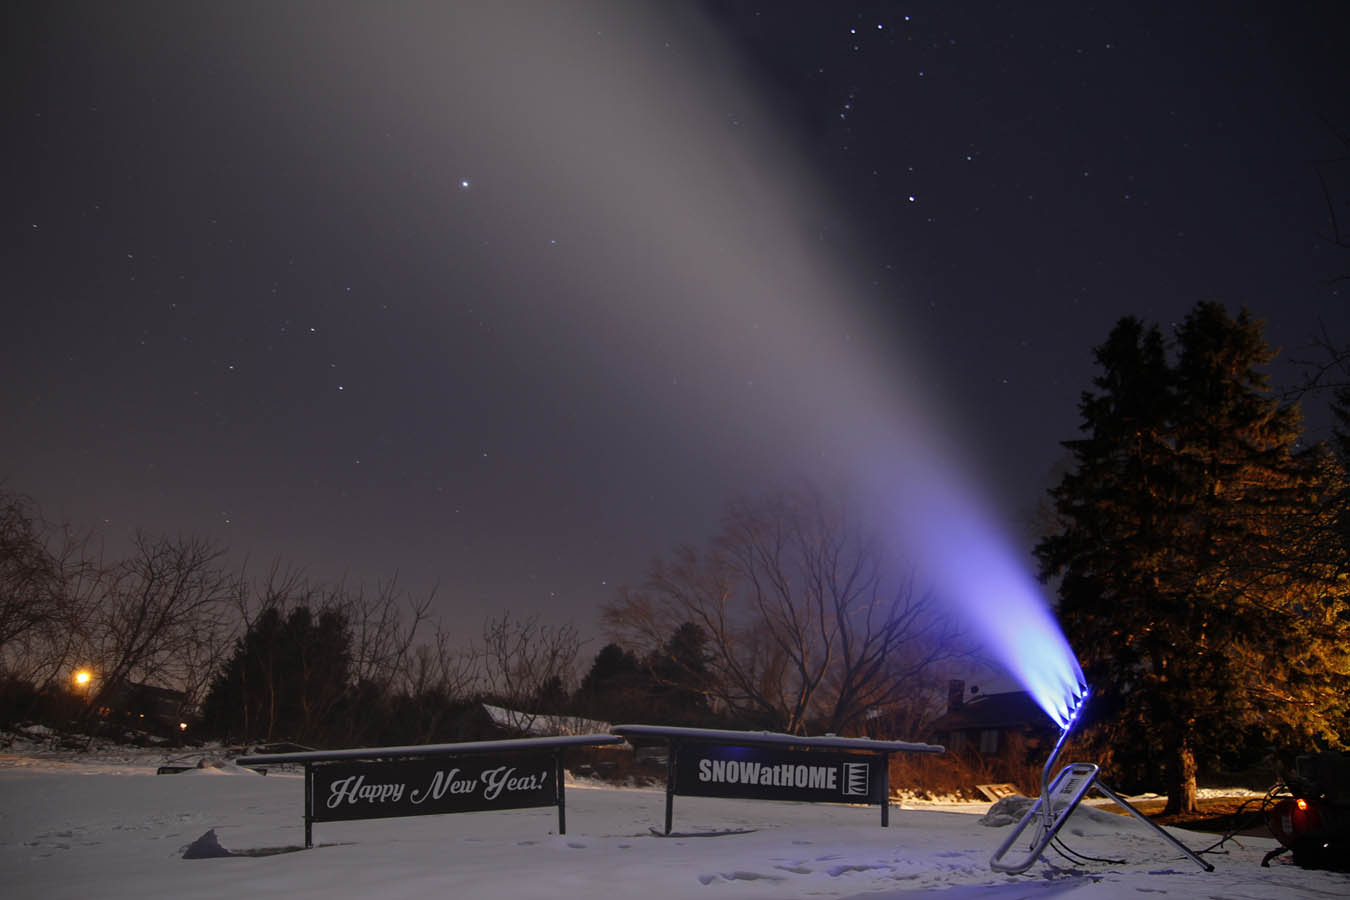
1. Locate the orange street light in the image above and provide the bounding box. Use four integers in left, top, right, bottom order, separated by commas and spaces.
73, 668, 92, 688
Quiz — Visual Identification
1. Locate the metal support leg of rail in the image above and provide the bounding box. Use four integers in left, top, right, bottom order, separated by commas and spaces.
664, 741, 677, 835
881, 753, 890, 827
304, 763, 314, 849
555, 750, 567, 835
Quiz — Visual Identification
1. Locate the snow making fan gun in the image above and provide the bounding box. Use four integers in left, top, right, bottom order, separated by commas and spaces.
990, 684, 1214, 874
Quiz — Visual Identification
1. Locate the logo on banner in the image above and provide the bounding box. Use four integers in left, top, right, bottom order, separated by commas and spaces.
677, 745, 882, 804
841, 761, 870, 797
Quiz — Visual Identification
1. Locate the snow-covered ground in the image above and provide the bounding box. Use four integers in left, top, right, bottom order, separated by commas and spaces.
2, 736, 1345, 899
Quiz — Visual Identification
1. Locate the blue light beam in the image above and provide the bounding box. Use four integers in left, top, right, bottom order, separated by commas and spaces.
891, 457, 1087, 728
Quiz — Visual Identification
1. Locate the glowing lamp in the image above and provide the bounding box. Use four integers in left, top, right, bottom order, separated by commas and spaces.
73, 669, 92, 687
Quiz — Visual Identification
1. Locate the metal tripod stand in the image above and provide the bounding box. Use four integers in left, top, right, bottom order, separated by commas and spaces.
989, 688, 1214, 875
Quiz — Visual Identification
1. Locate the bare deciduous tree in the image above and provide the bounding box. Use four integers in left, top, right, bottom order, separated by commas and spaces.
337, 576, 433, 692
393, 623, 482, 743
224, 563, 310, 740
83, 533, 243, 716
203, 563, 447, 745
480, 612, 582, 732
0, 491, 61, 655
404, 623, 480, 700
605, 489, 969, 736
0, 490, 97, 686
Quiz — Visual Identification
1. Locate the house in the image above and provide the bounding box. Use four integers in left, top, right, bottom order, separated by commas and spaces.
95, 681, 189, 735
927, 680, 1054, 756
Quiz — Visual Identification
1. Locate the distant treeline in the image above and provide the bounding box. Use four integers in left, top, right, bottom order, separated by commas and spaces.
0, 486, 969, 748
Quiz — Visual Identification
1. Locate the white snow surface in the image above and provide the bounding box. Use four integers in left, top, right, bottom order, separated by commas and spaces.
2, 739, 1345, 899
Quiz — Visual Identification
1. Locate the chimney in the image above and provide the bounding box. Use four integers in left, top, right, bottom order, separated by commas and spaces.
948, 679, 966, 712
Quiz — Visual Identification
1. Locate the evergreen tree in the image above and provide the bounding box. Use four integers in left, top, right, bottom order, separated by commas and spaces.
1334, 384, 1350, 467
647, 622, 714, 725
1038, 302, 1350, 813
201, 605, 353, 745
579, 643, 641, 697
576, 643, 651, 722
1326, 384, 1350, 554
532, 674, 569, 715
575, 629, 716, 725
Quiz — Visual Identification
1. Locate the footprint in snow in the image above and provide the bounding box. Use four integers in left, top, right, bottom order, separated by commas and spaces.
725, 871, 784, 882
698, 871, 784, 884
828, 863, 888, 877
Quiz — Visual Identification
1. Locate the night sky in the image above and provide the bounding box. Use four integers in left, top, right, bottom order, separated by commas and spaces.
5, 2, 1347, 641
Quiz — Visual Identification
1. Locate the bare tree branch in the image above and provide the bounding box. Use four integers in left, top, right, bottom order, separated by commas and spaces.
480, 612, 582, 732
605, 487, 970, 736
84, 533, 243, 718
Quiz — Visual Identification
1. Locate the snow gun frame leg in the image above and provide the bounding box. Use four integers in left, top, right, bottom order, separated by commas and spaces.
989, 686, 1213, 874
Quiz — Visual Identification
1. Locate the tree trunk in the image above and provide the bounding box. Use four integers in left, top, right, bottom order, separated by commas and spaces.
1163, 741, 1198, 814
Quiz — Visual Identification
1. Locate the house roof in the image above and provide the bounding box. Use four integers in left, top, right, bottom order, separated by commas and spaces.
107, 681, 187, 703
928, 691, 1053, 733
480, 703, 611, 737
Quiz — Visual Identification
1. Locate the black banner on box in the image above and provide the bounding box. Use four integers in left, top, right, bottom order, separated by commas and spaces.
312, 753, 555, 823
674, 744, 886, 805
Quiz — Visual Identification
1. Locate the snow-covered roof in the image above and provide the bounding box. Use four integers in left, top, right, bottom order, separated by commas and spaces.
481, 703, 612, 738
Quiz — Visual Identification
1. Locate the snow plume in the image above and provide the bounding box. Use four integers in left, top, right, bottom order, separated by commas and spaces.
210, 1, 1089, 713
889, 449, 1087, 727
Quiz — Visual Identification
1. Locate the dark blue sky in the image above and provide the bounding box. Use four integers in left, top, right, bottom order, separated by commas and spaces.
4, 1, 1346, 639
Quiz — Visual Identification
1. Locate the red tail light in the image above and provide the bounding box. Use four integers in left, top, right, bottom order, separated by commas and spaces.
1268, 797, 1324, 849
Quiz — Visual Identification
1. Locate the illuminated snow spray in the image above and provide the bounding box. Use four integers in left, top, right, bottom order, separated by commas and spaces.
884, 456, 1215, 874
890, 469, 1210, 872
989, 685, 1214, 874
887, 460, 1088, 729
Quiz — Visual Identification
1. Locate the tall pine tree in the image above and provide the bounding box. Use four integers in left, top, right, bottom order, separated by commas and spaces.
200, 605, 353, 745
1038, 302, 1349, 813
